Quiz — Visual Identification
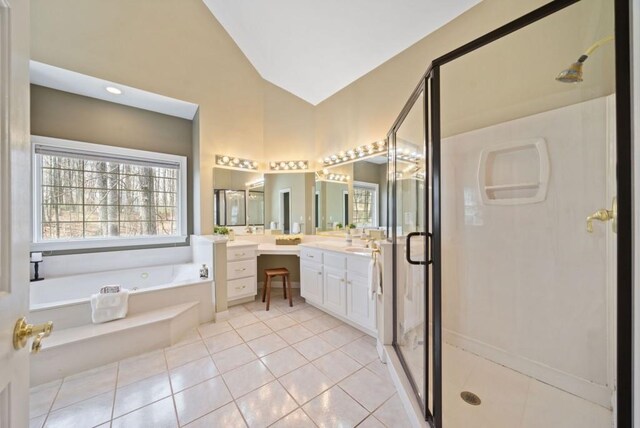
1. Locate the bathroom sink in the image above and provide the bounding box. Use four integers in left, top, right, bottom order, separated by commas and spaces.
344, 247, 374, 255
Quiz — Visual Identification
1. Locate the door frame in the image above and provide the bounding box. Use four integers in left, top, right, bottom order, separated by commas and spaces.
279, 188, 291, 233
388, 0, 634, 426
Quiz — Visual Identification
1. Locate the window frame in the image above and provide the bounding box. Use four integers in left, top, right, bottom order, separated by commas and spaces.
31, 135, 188, 251
352, 180, 379, 227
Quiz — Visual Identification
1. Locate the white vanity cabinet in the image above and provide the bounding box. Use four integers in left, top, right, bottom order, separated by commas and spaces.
300, 246, 376, 334
346, 257, 376, 331
226, 243, 258, 302
323, 266, 347, 315
300, 262, 323, 305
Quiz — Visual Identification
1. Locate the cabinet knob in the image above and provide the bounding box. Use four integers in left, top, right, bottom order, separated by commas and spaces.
317, 272, 322, 275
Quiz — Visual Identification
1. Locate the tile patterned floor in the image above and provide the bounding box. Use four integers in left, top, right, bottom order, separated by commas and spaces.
30, 291, 411, 428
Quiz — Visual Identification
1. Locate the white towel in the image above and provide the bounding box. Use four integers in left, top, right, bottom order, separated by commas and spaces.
91, 289, 130, 323
369, 256, 382, 300
292, 222, 301, 234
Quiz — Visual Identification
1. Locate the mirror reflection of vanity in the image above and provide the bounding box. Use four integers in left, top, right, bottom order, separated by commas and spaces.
213, 167, 315, 234
213, 168, 263, 228
315, 156, 387, 235
213, 153, 388, 235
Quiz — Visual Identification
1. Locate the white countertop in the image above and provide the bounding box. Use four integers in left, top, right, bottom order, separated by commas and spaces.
224, 237, 374, 257
298, 241, 374, 258
256, 243, 300, 256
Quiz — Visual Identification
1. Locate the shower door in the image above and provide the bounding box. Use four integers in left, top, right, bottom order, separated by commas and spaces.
389, 82, 434, 419
389, 0, 632, 427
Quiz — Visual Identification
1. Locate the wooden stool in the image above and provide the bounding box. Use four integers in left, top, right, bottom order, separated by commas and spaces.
262, 267, 292, 311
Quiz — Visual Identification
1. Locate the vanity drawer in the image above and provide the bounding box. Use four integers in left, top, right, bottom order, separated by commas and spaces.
348, 256, 371, 276
227, 259, 256, 280
324, 253, 347, 270
227, 247, 256, 262
300, 248, 323, 264
228, 277, 256, 300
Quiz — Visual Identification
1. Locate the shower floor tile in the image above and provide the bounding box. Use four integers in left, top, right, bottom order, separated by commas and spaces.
397, 334, 614, 428
33, 289, 409, 427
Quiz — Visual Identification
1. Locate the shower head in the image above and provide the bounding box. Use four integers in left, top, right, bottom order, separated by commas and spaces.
556, 55, 586, 83
555, 35, 613, 84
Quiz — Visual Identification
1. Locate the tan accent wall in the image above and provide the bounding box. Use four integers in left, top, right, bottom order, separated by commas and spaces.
30, 84, 196, 234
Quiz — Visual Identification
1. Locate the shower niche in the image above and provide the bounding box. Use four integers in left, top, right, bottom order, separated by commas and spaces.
477, 138, 549, 205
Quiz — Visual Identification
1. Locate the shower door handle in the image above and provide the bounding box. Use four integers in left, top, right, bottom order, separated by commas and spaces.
406, 232, 432, 265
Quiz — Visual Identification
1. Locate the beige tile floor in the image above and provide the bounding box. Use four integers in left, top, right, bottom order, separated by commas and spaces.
29, 290, 412, 428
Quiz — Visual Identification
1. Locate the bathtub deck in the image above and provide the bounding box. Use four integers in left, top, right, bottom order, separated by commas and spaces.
31, 301, 200, 386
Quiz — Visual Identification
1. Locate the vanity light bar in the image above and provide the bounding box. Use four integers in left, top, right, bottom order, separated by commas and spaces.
322, 140, 387, 167
395, 148, 423, 162
246, 179, 264, 189
269, 160, 309, 171
316, 170, 350, 183
216, 155, 259, 170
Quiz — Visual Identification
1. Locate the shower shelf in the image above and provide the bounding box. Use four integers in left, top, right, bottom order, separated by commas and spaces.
478, 138, 550, 206
483, 182, 540, 191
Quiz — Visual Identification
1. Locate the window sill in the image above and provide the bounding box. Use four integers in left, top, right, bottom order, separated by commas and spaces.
31, 235, 188, 252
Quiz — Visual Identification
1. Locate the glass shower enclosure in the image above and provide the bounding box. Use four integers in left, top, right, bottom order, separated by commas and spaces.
387, 0, 632, 427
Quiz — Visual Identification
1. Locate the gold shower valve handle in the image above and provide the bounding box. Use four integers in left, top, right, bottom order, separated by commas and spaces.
586, 208, 614, 233
13, 317, 53, 351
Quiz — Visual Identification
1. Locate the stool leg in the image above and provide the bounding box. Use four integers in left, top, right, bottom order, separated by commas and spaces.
266, 276, 272, 311
262, 272, 267, 302
287, 275, 293, 307
283, 275, 287, 299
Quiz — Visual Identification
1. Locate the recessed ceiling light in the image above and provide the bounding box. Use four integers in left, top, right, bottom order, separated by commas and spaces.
105, 86, 123, 95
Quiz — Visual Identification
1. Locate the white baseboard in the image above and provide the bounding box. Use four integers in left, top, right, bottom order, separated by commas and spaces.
443, 329, 613, 409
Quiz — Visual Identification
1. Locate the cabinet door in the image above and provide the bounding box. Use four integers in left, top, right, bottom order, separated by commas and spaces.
323, 267, 347, 315
301, 262, 323, 304
347, 273, 376, 331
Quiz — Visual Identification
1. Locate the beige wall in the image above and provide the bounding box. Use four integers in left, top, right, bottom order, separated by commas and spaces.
315, 0, 614, 151
30, 0, 314, 235
263, 82, 315, 164
31, 0, 614, 236
30, 85, 196, 234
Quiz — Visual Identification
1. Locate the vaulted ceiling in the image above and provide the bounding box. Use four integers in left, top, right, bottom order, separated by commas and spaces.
203, 0, 481, 105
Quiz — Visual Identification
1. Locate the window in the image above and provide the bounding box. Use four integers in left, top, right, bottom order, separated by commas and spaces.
32, 136, 187, 250
352, 181, 378, 227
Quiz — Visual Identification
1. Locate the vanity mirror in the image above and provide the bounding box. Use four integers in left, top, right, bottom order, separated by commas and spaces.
213, 168, 263, 227
264, 172, 315, 234
314, 156, 387, 234
314, 164, 352, 232
213, 167, 315, 233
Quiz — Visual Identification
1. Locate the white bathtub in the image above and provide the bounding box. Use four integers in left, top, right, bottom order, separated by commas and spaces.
29, 263, 215, 330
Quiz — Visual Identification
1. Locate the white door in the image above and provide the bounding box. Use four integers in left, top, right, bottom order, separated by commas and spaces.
300, 262, 323, 304
347, 273, 375, 330
323, 267, 346, 315
0, 0, 32, 427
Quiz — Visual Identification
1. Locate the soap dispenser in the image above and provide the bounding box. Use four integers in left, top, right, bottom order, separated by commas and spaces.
199, 264, 209, 279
